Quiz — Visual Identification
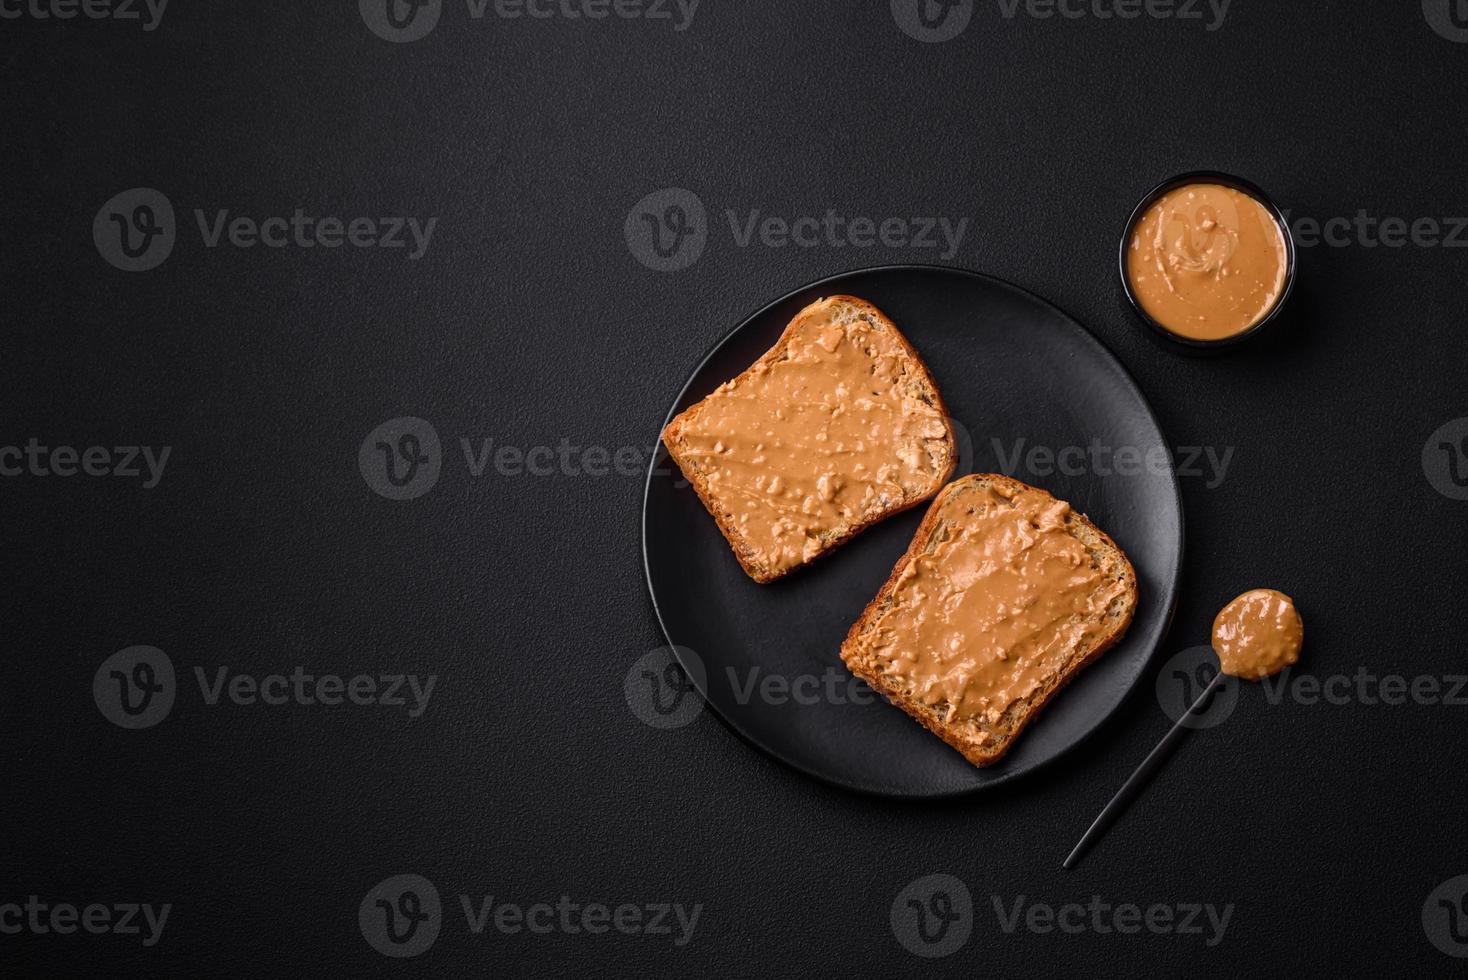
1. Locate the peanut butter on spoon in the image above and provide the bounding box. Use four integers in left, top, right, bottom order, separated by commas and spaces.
1211, 589, 1303, 680
1064, 587, 1307, 868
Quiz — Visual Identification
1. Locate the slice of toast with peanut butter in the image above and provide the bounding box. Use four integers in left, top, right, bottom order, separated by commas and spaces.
840, 474, 1138, 768
661, 295, 956, 583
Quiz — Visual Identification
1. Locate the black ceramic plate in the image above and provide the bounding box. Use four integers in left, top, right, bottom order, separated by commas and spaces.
642, 266, 1182, 797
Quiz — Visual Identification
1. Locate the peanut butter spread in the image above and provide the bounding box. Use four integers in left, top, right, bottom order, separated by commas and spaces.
671, 302, 950, 578
1126, 183, 1288, 341
1212, 589, 1303, 680
865, 483, 1126, 726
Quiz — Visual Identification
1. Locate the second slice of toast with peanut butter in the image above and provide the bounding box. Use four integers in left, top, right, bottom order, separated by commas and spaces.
840, 474, 1138, 767
661, 295, 956, 583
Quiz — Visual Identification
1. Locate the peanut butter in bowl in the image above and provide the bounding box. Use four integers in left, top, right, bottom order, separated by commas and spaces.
1121, 174, 1295, 349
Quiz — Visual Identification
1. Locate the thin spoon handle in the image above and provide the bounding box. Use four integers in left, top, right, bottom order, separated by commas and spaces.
1062, 671, 1225, 869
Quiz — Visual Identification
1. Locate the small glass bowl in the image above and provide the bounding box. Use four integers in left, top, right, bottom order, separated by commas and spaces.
1119, 171, 1297, 353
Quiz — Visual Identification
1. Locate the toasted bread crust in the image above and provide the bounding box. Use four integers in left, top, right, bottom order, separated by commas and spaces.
661, 295, 956, 583
840, 474, 1138, 767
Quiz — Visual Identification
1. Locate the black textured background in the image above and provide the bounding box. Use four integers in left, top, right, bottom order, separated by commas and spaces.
5, 1, 1468, 976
